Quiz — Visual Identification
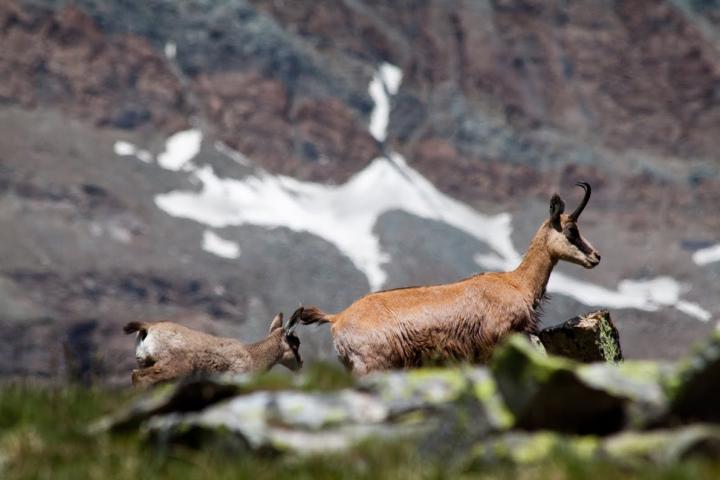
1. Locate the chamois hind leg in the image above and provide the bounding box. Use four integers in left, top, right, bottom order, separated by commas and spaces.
347, 356, 372, 377
131, 361, 186, 388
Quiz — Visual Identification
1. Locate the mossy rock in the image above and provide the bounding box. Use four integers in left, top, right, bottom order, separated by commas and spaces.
466, 425, 720, 468
667, 331, 720, 422
601, 424, 720, 465
144, 390, 424, 455
361, 367, 513, 431
490, 335, 666, 434
466, 431, 599, 467
96, 364, 351, 432
539, 310, 622, 363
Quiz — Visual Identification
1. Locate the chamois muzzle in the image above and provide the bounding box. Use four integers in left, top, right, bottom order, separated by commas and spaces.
569, 181, 591, 221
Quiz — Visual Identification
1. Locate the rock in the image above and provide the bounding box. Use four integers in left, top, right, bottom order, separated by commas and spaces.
490, 335, 666, 434
601, 424, 720, 466
466, 431, 599, 467
95, 363, 355, 432
528, 334, 547, 355
143, 389, 418, 455
667, 331, 720, 423
466, 424, 720, 468
539, 310, 622, 363
360, 367, 513, 430
92, 375, 248, 432
101, 366, 513, 455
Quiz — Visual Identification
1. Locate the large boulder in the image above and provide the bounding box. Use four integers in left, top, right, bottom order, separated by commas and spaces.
490, 335, 666, 434
539, 310, 622, 363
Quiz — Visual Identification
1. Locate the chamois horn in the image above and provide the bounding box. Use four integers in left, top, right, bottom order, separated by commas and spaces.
569, 181, 591, 221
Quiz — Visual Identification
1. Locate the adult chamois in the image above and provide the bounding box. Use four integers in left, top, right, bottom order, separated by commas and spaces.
296, 182, 601, 375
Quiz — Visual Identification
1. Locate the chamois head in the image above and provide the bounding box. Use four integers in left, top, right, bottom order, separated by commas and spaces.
546, 182, 601, 269
269, 312, 303, 371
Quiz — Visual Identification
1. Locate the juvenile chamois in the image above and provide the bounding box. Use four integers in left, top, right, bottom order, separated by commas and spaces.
123, 312, 302, 387
296, 182, 601, 375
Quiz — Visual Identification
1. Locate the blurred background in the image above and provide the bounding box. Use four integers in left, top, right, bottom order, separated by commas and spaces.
1, 0, 719, 385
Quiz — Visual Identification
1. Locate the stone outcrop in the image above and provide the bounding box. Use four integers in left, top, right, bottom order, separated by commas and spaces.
539, 309, 623, 363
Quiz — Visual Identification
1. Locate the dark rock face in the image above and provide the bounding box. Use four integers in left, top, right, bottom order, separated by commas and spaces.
539, 310, 623, 363
0, 1, 190, 132
0, 0, 719, 384
489, 335, 663, 434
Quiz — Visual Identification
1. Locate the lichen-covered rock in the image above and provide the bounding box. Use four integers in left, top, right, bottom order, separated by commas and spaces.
601, 425, 720, 465
528, 334, 547, 356
144, 390, 422, 455
490, 335, 666, 433
539, 310, 622, 363
467, 431, 599, 467
667, 331, 720, 423
92, 376, 244, 433
99, 366, 516, 455
94, 364, 356, 433
360, 367, 513, 430
466, 425, 720, 468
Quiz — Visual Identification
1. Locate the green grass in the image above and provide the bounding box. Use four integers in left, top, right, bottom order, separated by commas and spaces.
1, 385, 720, 480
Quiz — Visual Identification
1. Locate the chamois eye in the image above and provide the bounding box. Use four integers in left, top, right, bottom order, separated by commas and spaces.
566, 226, 578, 240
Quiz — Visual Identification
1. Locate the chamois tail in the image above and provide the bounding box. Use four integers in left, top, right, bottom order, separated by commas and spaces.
292, 306, 335, 326
123, 321, 149, 338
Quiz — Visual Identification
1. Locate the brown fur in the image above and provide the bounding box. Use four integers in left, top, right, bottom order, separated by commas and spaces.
124, 313, 302, 387
297, 184, 601, 375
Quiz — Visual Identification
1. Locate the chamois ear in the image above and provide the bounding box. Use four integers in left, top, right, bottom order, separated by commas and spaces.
549, 193, 565, 231
269, 313, 284, 333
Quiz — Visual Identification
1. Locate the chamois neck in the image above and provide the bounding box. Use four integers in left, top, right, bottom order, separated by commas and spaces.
511, 226, 557, 305
245, 332, 284, 371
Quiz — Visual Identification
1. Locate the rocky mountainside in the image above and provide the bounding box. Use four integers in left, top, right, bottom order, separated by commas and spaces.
1, 0, 719, 385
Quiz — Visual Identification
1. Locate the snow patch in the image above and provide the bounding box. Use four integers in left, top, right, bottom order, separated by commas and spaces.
546, 274, 711, 322
155, 153, 517, 291
368, 63, 403, 142
157, 129, 202, 171
164, 42, 176, 60
113, 141, 152, 163
693, 243, 720, 266
215, 141, 252, 167
202, 230, 241, 259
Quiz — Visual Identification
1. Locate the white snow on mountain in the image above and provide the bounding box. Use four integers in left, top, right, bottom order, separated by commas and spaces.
693, 243, 720, 266
368, 62, 403, 142
113, 140, 152, 163
157, 129, 202, 171
202, 230, 241, 259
